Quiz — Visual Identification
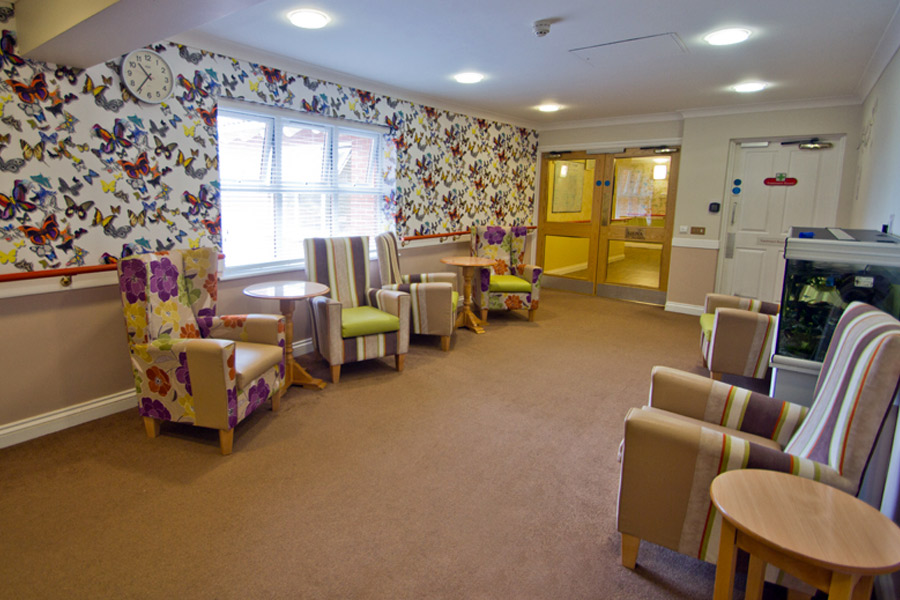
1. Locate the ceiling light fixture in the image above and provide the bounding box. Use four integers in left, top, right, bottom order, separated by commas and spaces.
287, 9, 331, 29
453, 72, 484, 84
704, 28, 751, 46
732, 81, 768, 93
538, 104, 561, 112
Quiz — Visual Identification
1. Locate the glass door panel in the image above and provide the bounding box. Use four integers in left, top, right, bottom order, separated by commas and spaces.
611, 156, 671, 229
544, 235, 591, 279
605, 241, 662, 288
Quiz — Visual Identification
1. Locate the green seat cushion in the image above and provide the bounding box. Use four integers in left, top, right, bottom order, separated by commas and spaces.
341, 306, 400, 338
451, 291, 459, 310
699, 313, 715, 339
489, 274, 532, 293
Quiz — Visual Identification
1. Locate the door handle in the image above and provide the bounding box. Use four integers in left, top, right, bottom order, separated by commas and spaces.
725, 233, 735, 259
730, 203, 737, 226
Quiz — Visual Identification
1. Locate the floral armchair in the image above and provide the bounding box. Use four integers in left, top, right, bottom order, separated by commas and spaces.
117, 248, 286, 455
617, 302, 900, 594
470, 225, 542, 322
375, 231, 458, 351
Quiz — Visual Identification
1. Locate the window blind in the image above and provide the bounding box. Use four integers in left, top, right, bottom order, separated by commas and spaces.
218, 104, 391, 273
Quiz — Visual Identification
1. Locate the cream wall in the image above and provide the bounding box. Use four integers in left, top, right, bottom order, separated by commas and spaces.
537, 104, 863, 308
854, 46, 900, 231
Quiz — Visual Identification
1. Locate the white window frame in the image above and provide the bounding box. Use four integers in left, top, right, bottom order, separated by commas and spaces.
217, 99, 392, 280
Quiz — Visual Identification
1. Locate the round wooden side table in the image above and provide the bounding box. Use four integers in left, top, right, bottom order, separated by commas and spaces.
710, 469, 900, 600
439, 255, 496, 334
243, 279, 329, 391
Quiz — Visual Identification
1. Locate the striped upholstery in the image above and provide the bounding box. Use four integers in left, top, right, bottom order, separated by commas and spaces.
470, 225, 542, 318
375, 232, 458, 341
700, 294, 780, 379
303, 236, 410, 378
617, 303, 900, 593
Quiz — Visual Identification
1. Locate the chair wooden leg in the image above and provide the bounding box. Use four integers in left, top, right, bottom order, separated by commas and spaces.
218, 428, 234, 456
395, 354, 405, 372
271, 387, 282, 412
528, 308, 536, 322
481, 308, 488, 321
440, 335, 451, 352
142, 416, 161, 439
710, 371, 723, 381
330, 364, 341, 384
621, 533, 640, 569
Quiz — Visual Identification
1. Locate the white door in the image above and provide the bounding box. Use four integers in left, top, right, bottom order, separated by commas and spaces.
718, 138, 844, 303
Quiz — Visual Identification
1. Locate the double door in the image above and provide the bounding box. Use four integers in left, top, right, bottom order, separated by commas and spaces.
536, 148, 679, 304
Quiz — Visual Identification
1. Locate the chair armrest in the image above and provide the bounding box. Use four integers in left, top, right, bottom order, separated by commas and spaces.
402, 272, 458, 293
517, 264, 542, 302
208, 314, 286, 346
649, 366, 807, 445
367, 288, 410, 318
705, 293, 780, 315
309, 296, 343, 365
706, 308, 778, 379
618, 407, 851, 560
132, 338, 237, 430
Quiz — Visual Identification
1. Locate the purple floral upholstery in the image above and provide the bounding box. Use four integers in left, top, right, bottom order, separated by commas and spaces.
470, 225, 542, 320
117, 248, 286, 454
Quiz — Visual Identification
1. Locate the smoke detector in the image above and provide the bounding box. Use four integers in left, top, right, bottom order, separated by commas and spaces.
533, 20, 552, 37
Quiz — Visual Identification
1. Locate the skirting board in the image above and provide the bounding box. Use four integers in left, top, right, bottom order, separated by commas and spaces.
0, 337, 316, 450
665, 301, 703, 316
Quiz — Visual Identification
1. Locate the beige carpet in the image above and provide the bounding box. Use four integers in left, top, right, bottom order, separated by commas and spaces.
0, 290, 777, 599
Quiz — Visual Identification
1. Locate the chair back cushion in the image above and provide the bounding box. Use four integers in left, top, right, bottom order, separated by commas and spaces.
118, 249, 218, 344
784, 302, 900, 489
507, 225, 528, 273
304, 236, 370, 308
375, 231, 403, 285
471, 226, 511, 275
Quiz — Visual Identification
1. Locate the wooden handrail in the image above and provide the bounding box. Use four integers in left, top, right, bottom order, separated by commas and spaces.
401, 225, 536, 242
0, 253, 227, 284
0, 226, 538, 282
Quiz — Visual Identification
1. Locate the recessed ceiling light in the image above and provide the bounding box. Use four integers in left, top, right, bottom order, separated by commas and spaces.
453, 72, 484, 84
704, 28, 751, 46
287, 9, 331, 29
538, 104, 561, 112
732, 81, 768, 93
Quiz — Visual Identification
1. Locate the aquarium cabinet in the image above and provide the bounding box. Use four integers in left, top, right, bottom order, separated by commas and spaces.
770, 227, 900, 405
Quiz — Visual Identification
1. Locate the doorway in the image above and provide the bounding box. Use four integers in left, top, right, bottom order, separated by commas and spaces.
717, 137, 844, 303
537, 148, 680, 304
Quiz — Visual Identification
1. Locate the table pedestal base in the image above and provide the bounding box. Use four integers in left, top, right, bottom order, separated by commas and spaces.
456, 306, 487, 334
286, 357, 326, 390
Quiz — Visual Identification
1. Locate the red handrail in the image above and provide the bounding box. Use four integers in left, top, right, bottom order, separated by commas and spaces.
0, 253, 227, 284
0, 227, 538, 283
401, 225, 536, 242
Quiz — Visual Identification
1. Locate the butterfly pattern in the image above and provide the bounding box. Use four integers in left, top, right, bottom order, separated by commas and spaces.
0, 18, 536, 276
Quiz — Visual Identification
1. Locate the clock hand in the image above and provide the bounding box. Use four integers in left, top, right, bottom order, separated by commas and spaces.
136, 73, 151, 93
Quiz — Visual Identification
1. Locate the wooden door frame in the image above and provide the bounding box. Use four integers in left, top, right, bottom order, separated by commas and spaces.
536, 151, 609, 287
596, 147, 679, 292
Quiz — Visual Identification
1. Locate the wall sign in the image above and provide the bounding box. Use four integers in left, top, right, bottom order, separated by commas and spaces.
764, 173, 798, 186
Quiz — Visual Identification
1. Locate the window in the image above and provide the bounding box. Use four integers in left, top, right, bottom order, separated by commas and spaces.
217, 102, 393, 276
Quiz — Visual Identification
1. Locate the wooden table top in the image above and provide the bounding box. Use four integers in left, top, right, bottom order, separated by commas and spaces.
710, 469, 900, 574
243, 280, 329, 301
440, 256, 497, 268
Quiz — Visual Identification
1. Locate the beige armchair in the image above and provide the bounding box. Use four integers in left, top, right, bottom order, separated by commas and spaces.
617, 302, 900, 595
304, 236, 410, 383
375, 231, 458, 351
116, 248, 285, 455
700, 293, 780, 380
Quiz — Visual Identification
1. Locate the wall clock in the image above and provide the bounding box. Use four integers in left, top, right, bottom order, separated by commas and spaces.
120, 49, 174, 104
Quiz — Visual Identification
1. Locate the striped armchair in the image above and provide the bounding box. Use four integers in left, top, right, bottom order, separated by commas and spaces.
700, 293, 780, 380
304, 236, 410, 383
617, 302, 900, 594
116, 248, 286, 455
470, 225, 542, 322
375, 232, 459, 351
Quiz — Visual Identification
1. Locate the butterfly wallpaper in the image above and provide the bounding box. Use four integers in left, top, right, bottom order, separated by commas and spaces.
0, 8, 538, 275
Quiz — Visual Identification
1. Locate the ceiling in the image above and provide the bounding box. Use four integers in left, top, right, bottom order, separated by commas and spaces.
26, 0, 900, 128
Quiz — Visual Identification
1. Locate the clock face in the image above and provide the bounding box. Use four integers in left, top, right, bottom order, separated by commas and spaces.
121, 49, 174, 104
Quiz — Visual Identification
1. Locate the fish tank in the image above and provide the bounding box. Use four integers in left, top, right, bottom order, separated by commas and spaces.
775, 228, 900, 362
